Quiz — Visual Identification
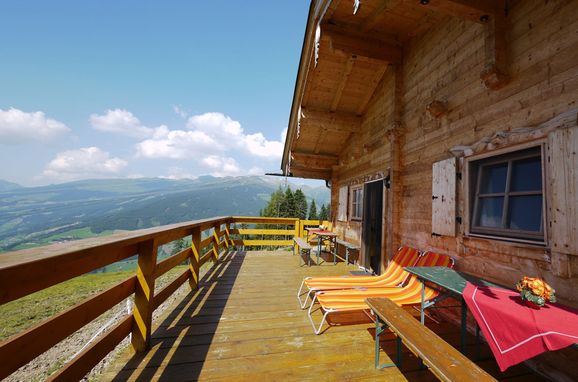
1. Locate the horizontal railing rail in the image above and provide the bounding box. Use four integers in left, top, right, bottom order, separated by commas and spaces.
0, 215, 330, 381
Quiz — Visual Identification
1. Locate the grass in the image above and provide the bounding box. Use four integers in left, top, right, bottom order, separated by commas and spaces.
0, 265, 189, 342
0, 270, 133, 341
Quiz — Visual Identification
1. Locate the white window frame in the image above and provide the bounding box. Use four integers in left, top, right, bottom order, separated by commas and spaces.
350, 186, 363, 221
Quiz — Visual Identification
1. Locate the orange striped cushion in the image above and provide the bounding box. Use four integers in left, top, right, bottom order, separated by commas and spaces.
305, 246, 419, 289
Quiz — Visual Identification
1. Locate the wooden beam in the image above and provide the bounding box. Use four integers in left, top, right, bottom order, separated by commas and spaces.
292, 151, 339, 169
289, 165, 332, 180
321, 24, 402, 63
417, 0, 500, 24
356, 64, 388, 115
314, 129, 329, 154
300, 108, 362, 133
331, 56, 356, 112
361, 0, 404, 32
480, 11, 509, 90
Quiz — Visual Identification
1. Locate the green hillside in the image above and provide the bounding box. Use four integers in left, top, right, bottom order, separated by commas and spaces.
0, 176, 329, 252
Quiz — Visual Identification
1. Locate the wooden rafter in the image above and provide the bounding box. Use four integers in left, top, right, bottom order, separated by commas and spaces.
300, 108, 362, 133
418, 0, 508, 89
314, 129, 329, 154
321, 24, 402, 63
291, 151, 339, 169
360, 0, 404, 32
331, 56, 356, 112
480, 10, 509, 89
416, 0, 500, 24
356, 64, 388, 116
288, 165, 332, 180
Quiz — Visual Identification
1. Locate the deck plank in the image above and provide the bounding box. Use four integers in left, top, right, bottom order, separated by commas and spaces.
100, 251, 546, 382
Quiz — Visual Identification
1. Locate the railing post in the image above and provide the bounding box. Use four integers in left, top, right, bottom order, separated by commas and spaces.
189, 227, 201, 291
294, 219, 300, 254
213, 224, 221, 263
131, 239, 158, 352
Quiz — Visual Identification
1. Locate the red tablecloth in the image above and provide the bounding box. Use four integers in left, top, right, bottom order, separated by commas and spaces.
463, 282, 578, 371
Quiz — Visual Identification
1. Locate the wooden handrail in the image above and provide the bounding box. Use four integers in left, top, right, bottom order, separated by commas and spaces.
0, 215, 322, 380
0, 276, 136, 380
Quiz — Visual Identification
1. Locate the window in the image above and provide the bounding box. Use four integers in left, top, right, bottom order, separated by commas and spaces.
350, 186, 363, 220
469, 146, 545, 242
337, 186, 348, 221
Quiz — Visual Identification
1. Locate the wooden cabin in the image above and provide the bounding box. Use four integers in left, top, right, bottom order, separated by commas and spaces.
282, 0, 578, 378
1, 1, 577, 381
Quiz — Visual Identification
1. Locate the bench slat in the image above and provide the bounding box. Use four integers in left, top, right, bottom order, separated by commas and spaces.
293, 237, 312, 250
366, 297, 496, 382
335, 239, 359, 249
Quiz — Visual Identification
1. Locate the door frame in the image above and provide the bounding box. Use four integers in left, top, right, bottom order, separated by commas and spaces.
360, 178, 386, 274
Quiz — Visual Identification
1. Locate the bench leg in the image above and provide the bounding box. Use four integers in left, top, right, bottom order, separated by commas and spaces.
375, 316, 396, 369
461, 298, 467, 354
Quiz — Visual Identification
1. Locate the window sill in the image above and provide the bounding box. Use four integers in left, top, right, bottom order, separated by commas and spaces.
464, 233, 548, 250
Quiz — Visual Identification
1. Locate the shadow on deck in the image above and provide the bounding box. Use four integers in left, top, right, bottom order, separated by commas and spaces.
101, 251, 547, 382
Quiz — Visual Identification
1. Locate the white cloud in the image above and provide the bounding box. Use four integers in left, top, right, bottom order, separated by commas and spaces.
90, 109, 159, 139
201, 155, 242, 177
172, 105, 188, 119
186, 112, 284, 159
0, 107, 70, 144
42, 147, 128, 181
135, 129, 219, 159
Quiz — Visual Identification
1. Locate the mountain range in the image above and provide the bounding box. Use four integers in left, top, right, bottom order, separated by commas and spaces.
0, 176, 330, 253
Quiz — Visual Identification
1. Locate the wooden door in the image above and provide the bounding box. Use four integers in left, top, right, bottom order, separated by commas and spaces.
362, 180, 384, 274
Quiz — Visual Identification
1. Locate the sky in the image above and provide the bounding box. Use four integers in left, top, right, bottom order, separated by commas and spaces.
0, 1, 312, 186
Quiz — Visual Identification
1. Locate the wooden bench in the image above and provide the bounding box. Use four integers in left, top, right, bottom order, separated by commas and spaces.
293, 237, 312, 266
334, 238, 359, 265
365, 297, 496, 382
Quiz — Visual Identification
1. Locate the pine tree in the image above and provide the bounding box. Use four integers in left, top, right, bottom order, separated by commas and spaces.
261, 187, 285, 217
293, 189, 308, 220
308, 200, 318, 220
319, 204, 329, 221
279, 187, 296, 217
173, 237, 188, 254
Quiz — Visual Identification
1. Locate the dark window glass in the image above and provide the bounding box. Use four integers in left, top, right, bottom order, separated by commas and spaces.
480, 163, 508, 193
510, 157, 542, 192
476, 197, 504, 228
508, 196, 542, 231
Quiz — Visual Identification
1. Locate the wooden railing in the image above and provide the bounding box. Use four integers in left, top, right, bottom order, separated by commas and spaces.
0, 216, 329, 381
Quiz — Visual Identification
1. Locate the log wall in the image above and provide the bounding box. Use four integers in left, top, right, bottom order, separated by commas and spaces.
331, 0, 578, 305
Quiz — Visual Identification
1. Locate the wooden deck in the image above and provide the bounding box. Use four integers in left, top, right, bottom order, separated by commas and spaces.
100, 251, 547, 382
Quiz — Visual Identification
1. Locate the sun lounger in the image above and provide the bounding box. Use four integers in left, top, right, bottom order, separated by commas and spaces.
308, 251, 454, 334
297, 246, 420, 309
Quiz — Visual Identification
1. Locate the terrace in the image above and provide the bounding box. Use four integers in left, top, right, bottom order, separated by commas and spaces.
0, 216, 546, 381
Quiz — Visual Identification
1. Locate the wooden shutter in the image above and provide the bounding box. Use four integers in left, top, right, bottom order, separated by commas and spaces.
432, 157, 457, 237
548, 126, 578, 255
337, 186, 348, 221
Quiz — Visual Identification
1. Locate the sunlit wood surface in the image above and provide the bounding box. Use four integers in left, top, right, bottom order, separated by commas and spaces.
101, 251, 545, 382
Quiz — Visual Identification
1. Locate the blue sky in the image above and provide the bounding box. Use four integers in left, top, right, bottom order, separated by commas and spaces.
0, 1, 311, 186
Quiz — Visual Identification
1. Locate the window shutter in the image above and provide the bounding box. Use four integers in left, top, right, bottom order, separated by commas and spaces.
432, 157, 457, 237
547, 126, 578, 255
338, 186, 348, 221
